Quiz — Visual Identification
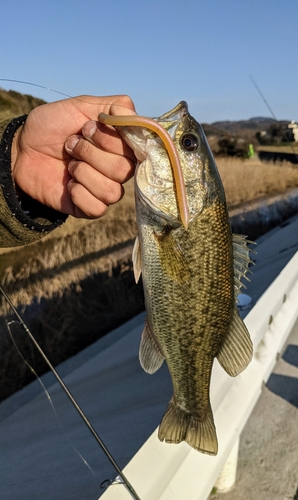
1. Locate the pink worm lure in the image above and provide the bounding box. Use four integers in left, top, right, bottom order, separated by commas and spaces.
98, 113, 190, 229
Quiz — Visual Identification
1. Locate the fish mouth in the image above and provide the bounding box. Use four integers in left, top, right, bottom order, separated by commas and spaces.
98, 103, 190, 229
136, 181, 183, 228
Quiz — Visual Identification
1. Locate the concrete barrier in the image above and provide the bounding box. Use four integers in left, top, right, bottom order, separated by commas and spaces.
229, 188, 298, 240
100, 250, 298, 500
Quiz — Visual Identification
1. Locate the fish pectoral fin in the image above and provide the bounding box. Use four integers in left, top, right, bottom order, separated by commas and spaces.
217, 305, 253, 377
154, 230, 190, 283
233, 234, 256, 298
139, 321, 165, 374
158, 399, 218, 455
132, 235, 142, 283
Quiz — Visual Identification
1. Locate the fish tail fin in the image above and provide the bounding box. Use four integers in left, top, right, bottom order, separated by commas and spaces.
158, 400, 218, 455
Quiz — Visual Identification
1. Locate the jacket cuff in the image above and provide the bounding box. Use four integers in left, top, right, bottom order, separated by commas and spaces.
0, 115, 67, 234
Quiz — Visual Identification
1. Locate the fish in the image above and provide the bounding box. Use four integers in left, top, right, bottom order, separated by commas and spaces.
101, 102, 254, 456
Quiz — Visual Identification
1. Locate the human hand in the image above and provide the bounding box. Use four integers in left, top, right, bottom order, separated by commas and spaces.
11, 95, 136, 218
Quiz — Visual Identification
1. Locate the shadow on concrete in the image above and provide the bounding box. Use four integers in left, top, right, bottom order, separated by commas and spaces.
266, 373, 298, 408
282, 344, 298, 368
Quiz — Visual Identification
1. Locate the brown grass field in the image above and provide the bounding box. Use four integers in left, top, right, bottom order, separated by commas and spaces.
217, 156, 298, 206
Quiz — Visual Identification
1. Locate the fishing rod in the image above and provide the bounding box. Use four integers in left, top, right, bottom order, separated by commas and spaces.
249, 75, 278, 121
0, 285, 141, 500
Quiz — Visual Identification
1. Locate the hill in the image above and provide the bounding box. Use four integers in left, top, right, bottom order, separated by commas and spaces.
0, 87, 46, 121
211, 116, 286, 133
202, 117, 292, 157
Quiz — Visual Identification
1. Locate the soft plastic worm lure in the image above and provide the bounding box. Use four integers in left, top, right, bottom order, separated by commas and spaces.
98, 113, 190, 229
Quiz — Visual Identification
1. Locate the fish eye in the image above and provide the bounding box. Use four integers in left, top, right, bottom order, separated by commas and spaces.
181, 134, 199, 152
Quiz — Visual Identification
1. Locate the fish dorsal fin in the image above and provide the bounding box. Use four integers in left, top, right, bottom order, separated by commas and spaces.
217, 305, 253, 377
154, 229, 190, 283
233, 234, 256, 298
139, 321, 165, 374
132, 235, 142, 284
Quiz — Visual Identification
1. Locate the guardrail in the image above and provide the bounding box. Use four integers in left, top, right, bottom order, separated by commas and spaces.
100, 251, 298, 500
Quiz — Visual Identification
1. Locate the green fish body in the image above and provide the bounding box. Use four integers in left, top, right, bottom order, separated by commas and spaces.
120, 102, 253, 455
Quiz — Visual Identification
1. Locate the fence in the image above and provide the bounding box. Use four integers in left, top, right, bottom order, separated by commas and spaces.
100, 251, 298, 500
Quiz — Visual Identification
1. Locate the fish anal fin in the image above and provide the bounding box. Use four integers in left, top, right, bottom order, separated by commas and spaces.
132, 235, 142, 283
154, 229, 190, 283
158, 400, 218, 455
217, 305, 253, 377
139, 321, 164, 374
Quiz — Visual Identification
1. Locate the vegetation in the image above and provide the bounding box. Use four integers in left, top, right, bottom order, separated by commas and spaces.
217, 157, 298, 206
256, 122, 295, 145
203, 117, 296, 158
0, 88, 46, 121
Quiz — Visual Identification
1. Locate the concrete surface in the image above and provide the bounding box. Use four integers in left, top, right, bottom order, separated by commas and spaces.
210, 321, 298, 500
1, 215, 298, 500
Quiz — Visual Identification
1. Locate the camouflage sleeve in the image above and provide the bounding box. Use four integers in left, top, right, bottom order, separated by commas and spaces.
0, 115, 67, 248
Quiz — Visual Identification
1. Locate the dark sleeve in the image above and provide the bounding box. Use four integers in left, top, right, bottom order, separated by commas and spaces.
0, 115, 67, 247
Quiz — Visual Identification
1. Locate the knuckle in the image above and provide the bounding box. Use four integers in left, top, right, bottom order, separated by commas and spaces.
118, 94, 134, 109
114, 157, 134, 183
67, 179, 80, 199
104, 182, 124, 205
75, 138, 90, 157
81, 205, 108, 219
69, 160, 88, 180
68, 181, 108, 218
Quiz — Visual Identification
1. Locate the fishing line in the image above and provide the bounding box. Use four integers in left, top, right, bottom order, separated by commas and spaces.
0, 78, 75, 100
0, 78, 134, 111
0, 285, 141, 500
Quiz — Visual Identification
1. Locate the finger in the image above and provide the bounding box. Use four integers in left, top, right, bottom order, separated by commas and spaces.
111, 102, 137, 117
81, 120, 136, 161
68, 159, 125, 206
65, 135, 135, 183
66, 94, 136, 130
67, 179, 110, 219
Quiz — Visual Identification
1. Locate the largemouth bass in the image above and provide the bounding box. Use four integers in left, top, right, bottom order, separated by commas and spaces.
102, 102, 253, 456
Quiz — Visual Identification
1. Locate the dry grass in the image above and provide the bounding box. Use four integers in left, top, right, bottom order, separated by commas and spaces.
0, 178, 137, 313
216, 157, 298, 207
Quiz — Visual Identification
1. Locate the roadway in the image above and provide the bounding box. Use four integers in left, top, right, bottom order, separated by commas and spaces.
0, 214, 298, 500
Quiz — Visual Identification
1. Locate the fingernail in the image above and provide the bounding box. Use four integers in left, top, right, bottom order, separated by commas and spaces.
66, 135, 80, 152
83, 121, 97, 140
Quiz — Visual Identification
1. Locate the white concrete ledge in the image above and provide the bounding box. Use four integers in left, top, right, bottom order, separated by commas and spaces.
100, 251, 298, 500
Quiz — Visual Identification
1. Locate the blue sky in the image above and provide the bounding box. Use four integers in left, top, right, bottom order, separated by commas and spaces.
0, 0, 297, 123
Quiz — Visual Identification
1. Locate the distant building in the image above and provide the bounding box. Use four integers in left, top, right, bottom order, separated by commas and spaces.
288, 121, 298, 142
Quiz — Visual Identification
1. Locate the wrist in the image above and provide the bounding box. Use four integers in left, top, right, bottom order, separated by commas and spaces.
11, 124, 25, 199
